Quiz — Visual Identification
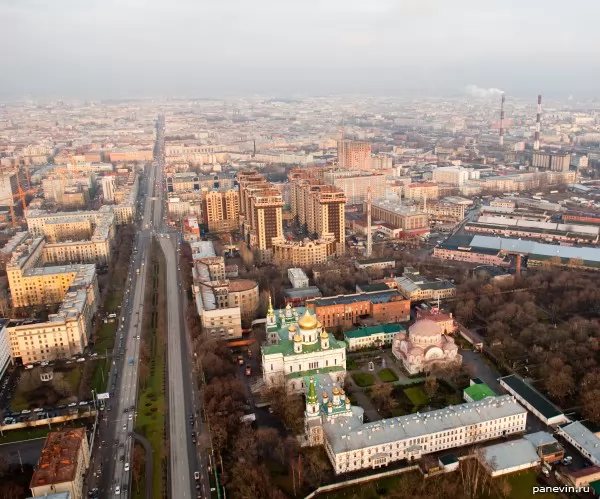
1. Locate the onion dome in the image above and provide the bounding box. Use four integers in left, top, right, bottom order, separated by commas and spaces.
332, 387, 340, 395
320, 329, 328, 340
293, 333, 303, 343
289, 324, 297, 333
298, 309, 318, 330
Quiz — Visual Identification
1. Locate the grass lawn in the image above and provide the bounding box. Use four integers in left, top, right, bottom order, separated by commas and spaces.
352, 372, 376, 387
0, 426, 50, 444
377, 368, 398, 383
135, 241, 167, 499
90, 358, 110, 394
403, 386, 428, 407
501, 470, 560, 499
11, 364, 85, 411
347, 358, 358, 370
94, 321, 117, 353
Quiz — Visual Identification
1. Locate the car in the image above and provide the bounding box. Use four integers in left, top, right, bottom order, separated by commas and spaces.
68, 402, 77, 407
40, 361, 49, 367
79, 401, 88, 406
123, 424, 127, 431
245, 365, 251, 376
115, 486, 121, 495
562, 456, 572, 465
191, 431, 196, 437
128, 414, 133, 420
136, 335, 140, 340
33, 407, 44, 413
25, 364, 34, 369
76, 357, 85, 363
124, 462, 130, 472
194, 471, 200, 480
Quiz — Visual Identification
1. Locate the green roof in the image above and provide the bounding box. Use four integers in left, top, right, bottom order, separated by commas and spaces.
464, 384, 496, 401
262, 336, 345, 356
344, 324, 405, 340
287, 365, 345, 379
590, 480, 600, 495
500, 374, 562, 419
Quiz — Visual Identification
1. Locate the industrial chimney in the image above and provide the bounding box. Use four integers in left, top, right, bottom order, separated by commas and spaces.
366, 187, 373, 258
533, 94, 542, 151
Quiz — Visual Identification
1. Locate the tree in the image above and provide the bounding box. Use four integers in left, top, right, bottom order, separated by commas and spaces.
424, 375, 439, 400
131, 444, 145, 493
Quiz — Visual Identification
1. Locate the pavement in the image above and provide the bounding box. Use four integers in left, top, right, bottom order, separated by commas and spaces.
0, 438, 45, 466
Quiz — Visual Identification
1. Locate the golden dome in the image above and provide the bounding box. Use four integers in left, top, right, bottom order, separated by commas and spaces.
332, 387, 340, 395
327, 401, 333, 408
293, 333, 302, 343
316, 321, 322, 328
298, 310, 318, 330
320, 330, 328, 340
340, 390, 345, 395
289, 324, 297, 332
323, 392, 329, 399
286, 303, 292, 310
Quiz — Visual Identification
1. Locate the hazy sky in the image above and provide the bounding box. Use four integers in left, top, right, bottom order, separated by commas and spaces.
2, 0, 599, 99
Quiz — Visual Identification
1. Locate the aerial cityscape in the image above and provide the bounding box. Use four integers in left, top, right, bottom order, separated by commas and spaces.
2, 2, 600, 499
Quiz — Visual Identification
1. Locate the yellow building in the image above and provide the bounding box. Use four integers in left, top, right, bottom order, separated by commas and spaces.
203, 189, 240, 233
30, 428, 90, 499
405, 182, 440, 201
273, 239, 336, 267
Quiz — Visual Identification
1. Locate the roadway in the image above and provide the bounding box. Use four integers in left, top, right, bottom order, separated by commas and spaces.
87, 119, 163, 498
153, 117, 208, 499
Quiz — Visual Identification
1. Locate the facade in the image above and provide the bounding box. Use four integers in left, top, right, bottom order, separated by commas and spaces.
284, 287, 323, 307
354, 258, 395, 271
0, 319, 11, 380
29, 428, 90, 499
306, 290, 411, 329
337, 140, 372, 171
394, 267, 456, 302
532, 152, 571, 172
420, 201, 466, 224
405, 182, 439, 201
370, 200, 429, 233
415, 309, 456, 334
344, 324, 405, 351
272, 238, 336, 267
433, 235, 512, 267
287, 174, 346, 254
432, 167, 470, 186
0, 172, 18, 207
237, 171, 285, 260
304, 374, 527, 474
323, 170, 385, 206
203, 189, 240, 233
108, 148, 153, 162
262, 304, 346, 392
101, 175, 116, 202
166, 173, 235, 193
288, 268, 309, 289
392, 319, 461, 375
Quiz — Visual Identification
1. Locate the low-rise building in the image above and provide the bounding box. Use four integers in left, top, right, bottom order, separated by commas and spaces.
272, 238, 336, 267
284, 287, 323, 307
463, 383, 496, 403
354, 258, 395, 271
288, 268, 309, 289
499, 374, 568, 426
307, 290, 411, 329
556, 422, 600, 467
477, 438, 541, 477
344, 324, 405, 351
395, 267, 456, 302
29, 428, 90, 499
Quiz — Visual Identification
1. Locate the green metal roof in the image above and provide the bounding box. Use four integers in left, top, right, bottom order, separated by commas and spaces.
500, 374, 562, 419
590, 480, 600, 495
344, 324, 405, 340
287, 365, 345, 379
464, 384, 496, 401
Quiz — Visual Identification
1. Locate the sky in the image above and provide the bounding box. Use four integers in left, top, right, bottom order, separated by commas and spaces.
2, 0, 599, 99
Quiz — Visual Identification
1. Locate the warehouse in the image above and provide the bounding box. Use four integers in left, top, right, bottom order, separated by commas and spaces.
478, 439, 541, 477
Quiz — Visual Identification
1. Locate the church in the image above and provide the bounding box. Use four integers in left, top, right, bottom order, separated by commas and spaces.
392, 318, 461, 375
261, 300, 347, 393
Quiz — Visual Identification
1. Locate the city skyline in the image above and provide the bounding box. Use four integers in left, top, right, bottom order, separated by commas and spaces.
2, 0, 600, 99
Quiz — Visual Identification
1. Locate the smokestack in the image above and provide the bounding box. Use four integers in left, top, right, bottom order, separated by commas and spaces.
499, 93, 505, 147
533, 94, 542, 151
366, 187, 372, 258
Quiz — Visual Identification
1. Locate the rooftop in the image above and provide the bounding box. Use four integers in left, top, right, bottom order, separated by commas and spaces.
480, 438, 540, 472
30, 428, 85, 488
284, 287, 323, 300
464, 384, 497, 402
307, 289, 404, 308
325, 394, 527, 454
499, 374, 563, 419
344, 324, 405, 340
558, 421, 600, 465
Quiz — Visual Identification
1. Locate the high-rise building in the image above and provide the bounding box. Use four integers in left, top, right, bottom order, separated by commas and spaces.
288, 173, 346, 254
101, 176, 116, 202
0, 172, 18, 207
323, 169, 385, 206
203, 189, 240, 233
337, 139, 372, 170
237, 170, 285, 260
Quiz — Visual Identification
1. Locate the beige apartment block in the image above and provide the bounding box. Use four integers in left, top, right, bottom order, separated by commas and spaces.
203, 189, 240, 232
337, 139, 372, 170
30, 428, 90, 499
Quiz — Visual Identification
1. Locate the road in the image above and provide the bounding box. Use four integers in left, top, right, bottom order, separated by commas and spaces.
0, 438, 45, 466
88, 118, 163, 498
154, 119, 208, 499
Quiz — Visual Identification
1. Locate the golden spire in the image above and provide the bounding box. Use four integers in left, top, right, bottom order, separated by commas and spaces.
267, 294, 274, 315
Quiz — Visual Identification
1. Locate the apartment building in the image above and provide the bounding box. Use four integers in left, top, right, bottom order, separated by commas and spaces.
432, 166, 470, 186
191, 241, 258, 337
101, 176, 116, 202
323, 170, 385, 205
405, 182, 439, 201
337, 139, 372, 170
0, 172, 18, 207
108, 148, 153, 162
166, 173, 235, 194
288, 173, 346, 254
273, 238, 336, 267
419, 201, 465, 224
203, 189, 240, 233
30, 428, 90, 499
